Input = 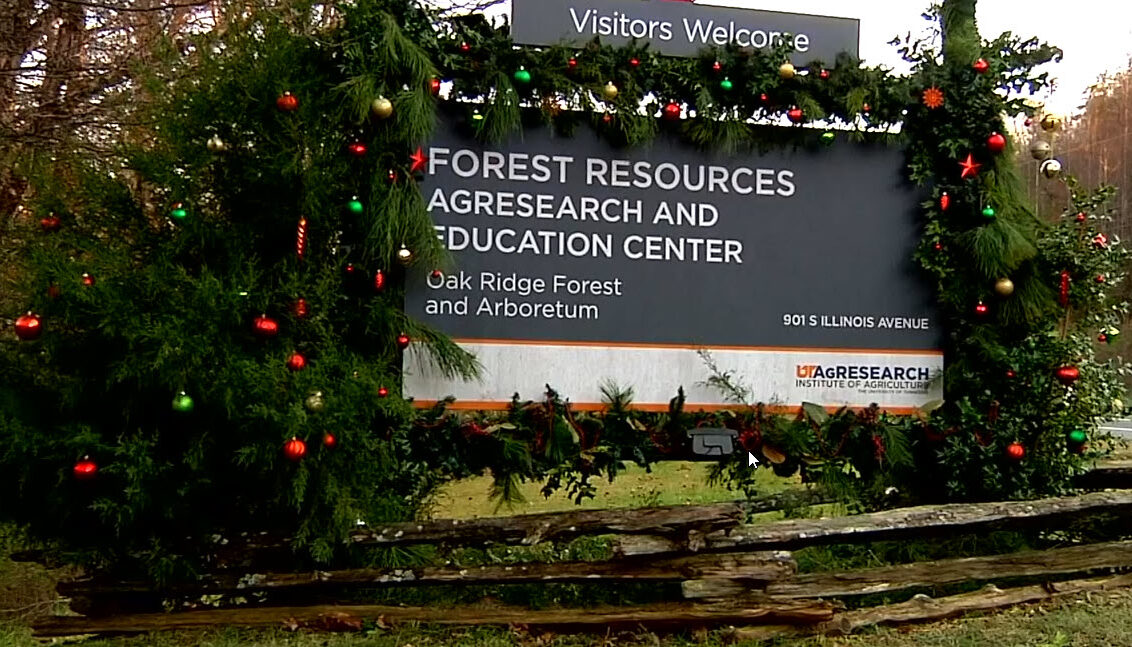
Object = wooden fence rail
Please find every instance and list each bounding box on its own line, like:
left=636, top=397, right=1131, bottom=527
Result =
left=31, top=488, right=1132, bottom=638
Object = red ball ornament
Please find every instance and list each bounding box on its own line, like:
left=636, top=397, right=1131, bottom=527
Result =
left=819, top=69, right=830, bottom=79
left=973, top=58, right=990, bottom=74
left=283, top=437, right=307, bottom=462
left=568, top=57, right=578, bottom=69
left=347, top=141, right=367, bottom=157
left=1097, top=274, right=1107, bottom=283
left=387, top=169, right=399, bottom=184
left=1094, top=233, right=1110, bottom=248
left=1099, top=333, right=1108, bottom=343
left=378, top=386, right=389, bottom=398
left=974, top=301, right=989, bottom=316
left=292, top=298, right=309, bottom=319
left=373, top=269, right=386, bottom=292
left=711, top=60, right=722, bottom=72
left=81, top=272, right=94, bottom=286
left=662, top=102, right=681, bottom=121
left=431, top=269, right=443, bottom=279
left=602, top=114, right=613, bottom=124
left=73, top=456, right=98, bottom=480
left=253, top=314, right=279, bottom=338
left=933, top=242, right=943, bottom=251
left=629, top=57, right=640, bottom=67
left=1006, top=369, right=1016, bottom=379
left=459, top=41, right=470, bottom=52
left=276, top=91, right=299, bottom=112
left=1075, top=212, right=1087, bottom=223
left=396, top=333, right=410, bottom=349
left=1005, top=442, right=1025, bottom=461
left=787, top=106, right=804, bottom=123
left=1055, top=365, right=1080, bottom=385
left=40, top=214, right=62, bottom=232
left=939, top=192, right=951, bottom=211
left=987, top=132, right=1006, bottom=153
left=286, top=352, right=306, bottom=372
left=429, top=78, right=442, bottom=95
left=322, top=433, right=336, bottom=448
left=861, top=103, right=871, bottom=114
left=14, top=312, right=42, bottom=341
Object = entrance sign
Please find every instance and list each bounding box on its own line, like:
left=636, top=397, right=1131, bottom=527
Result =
left=403, top=119, right=943, bottom=411
left=511, top=0, right=859, bottom=62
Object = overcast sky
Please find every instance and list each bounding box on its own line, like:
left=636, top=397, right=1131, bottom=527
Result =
left=487, top=0, right=1132, bottom=115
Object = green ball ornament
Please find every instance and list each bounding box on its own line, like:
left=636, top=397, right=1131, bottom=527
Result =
left=171, top=391, right=195, bottom=414
left=820, top=132, right=835, bottom=146
left=347, top=197, right=363, bottom=214
left=169, top=203, right=188, bottom=220
left=1068, top=429, right=1088, bottom=445
left=981, top=206, right=996, bottom=219
left=719, top=77, right=733, bottom=91
left=513, top=68, right=531, bottom=84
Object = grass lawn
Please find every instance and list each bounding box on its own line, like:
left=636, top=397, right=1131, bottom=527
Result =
left=430, top=461, right=787, bottom=518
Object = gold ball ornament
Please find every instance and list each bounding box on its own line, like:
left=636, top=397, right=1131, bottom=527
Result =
left=305, top=391, right=326, bottom=412
left=1040, top=158, right=1062, bottom=179
left=1040, top=113, right=1063, bottom=131
left=371, top=96, right=394, bottom=120
left=778, top=62, right=796, bottom=80
left=602, top=81, right=619, bottom=101
left=994, top=278, right=1015, bottom=297
left=206, top=134, right=227, bottom=153
left=1114, top=399, right=1125, bottom=412
left=396, top=244, right=413, bottom=265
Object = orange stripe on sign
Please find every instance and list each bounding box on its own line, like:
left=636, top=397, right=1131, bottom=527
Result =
left=450, top=338, right=944, bottom=356
left=411, top=400, right=923, bottom=415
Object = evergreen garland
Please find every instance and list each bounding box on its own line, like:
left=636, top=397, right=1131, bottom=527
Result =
left=0, top=0, right=1128, bottom=580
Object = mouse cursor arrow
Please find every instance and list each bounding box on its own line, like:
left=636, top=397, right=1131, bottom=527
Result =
left=748, top=452, right=760, bottom=468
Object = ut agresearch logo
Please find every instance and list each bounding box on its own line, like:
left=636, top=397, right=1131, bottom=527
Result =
left=795, top=363, right=933, bottom=393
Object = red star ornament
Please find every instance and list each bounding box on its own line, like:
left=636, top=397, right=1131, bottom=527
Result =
left=959, top=153, right=981, bottom=180
left=409, top=147, right=429, bottom=174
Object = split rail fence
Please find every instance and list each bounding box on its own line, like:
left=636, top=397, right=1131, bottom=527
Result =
left=26, top=464, right=1132, bottom=639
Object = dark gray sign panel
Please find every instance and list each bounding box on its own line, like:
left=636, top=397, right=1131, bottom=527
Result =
left=511, top=0, right=859, bottom=62
left=408, top=120, right=939, bottom=352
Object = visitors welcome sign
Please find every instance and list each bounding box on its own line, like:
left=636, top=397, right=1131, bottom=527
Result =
left=402, top=118, right=943, bottom=411
left=511, top=0, right=859, bottom=62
